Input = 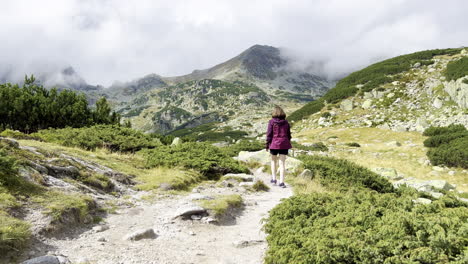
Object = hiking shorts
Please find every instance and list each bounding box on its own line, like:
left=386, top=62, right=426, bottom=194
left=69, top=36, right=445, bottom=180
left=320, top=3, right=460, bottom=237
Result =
left=269, top=149, right=288, bottom=155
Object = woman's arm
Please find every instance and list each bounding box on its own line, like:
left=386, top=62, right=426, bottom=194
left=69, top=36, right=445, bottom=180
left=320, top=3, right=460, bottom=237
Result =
left=266, top=120, right=273, bottom=149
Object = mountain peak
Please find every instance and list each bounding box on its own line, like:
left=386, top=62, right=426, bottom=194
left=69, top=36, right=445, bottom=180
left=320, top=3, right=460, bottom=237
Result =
left=238, top=45, right=286, bottom=79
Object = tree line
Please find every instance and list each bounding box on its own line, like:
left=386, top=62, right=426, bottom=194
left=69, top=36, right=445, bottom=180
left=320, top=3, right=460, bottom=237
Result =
left=0, top=75, right=120, bottom=133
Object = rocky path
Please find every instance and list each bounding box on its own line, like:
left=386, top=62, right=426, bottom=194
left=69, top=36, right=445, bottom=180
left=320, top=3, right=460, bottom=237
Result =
left=39, top=169, right=292, bottom=264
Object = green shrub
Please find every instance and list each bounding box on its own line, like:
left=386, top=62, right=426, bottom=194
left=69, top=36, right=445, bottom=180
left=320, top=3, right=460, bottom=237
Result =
left=320, top=111, right=332, bottom=118
left=141, top=142, right=248, bottom=180
left=289, top=48, right=461, bottom=122
left=33, top=125, right=160, bottom=152
left=252, top=180, right=270, bottom=192
left=423, top=124, right=466, bottom=136
left=299, top=155, right=394, bottom=193
left=0, top=211, right=31, bottom=253
left=444, top=57, right=468, bottom=81
left=0, top=129, right=39, bottom=140
left=221, top=139, right=265, bottom=157
left=294, top=142, right=328, bottom=152
left=423, top=131, right=468, bottom=148
left=423, top=125, right=468, bottom=168
left=264, top=191, right=468, bottom=264
left=345, top=142, right=361, bottom=147
left=427, top=137, right=468, bottom=168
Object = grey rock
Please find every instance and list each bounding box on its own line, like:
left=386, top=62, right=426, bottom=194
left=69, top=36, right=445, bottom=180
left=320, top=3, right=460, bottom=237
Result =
left=27, top=161, right=48, bottom=174
left=425, top=180, right=455, bottom=191
left=340, top=99, right=354, bottom=111
left=432, top=166, right=444, bottom=172
left=429, top=192, right=444, bottom=199
left=20, top=146, right=43, bottom=156
left=413, top=198, right=432, bottom=205
left=188, top=193, right=214, bottom=201
left=232, top=239, right=265, bottom=248
left=413, top=62, right=421, bottom=68
left=448, top=171, right=456, bottom=176
left=44, top=165, right=80, bottom=178
left=298, top=169, right=314, bottom=179
left=222, top=173, right=254, bottom=182
left=93, top=225, right=109, bottom=233
left=0, top=137, right=19, bottom=148
left=171, top=137, right=182, bottom=146
left=21, top=256, right=61, bottom=264
left=361, top=99, right=373, bottom=109
left=173, top=205, right=207, bottom=219
left=97, top=237, right=107, bottom=242
left=124, top=228, right=157, bottom=241
left=372, top=167, right=403, bottom=180
left=432, top=98, right=443, bottom=108
left=191, top=215, right=202, bottom=220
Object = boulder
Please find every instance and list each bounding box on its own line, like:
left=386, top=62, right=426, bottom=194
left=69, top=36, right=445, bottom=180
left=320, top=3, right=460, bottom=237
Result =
left=124, top=228, right=157, bottom=241
left=432, top=98, right=443, bottom=108
left=44, top=165, right=80, bottom=178
left=372, top=168, right=403, bottom=180
left=173, top=205, right=207, bottom=219
left=340, top=99, right=354, bottom=111
left=222, top=173, right=254, bottom=182
left=298, top=169, right=313, bottom=179
left=361, top=99, right=373, bottom=109
left=21, top=256, right=70, bottom=264
left=171, top=137, right=182, bottom=146
left=424, top=180, right=455, bottom=191
left=413, top=198, right=432, bottom=205
left=413, top=62, right=421, bottom=68
left=237, top=150, right=303, bottom=173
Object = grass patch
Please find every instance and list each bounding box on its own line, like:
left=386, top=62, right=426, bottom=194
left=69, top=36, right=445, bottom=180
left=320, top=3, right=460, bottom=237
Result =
left=198, top=194, right=243, bottom=217
left=135, top=167, right=203, bottom=191
left=0, top=211, right=31, bottom=253
left=252, top=180, right=270, bottom=192
left=141, top=142, right=248, bottom=180
left=32, top=191, right=94, bottom=222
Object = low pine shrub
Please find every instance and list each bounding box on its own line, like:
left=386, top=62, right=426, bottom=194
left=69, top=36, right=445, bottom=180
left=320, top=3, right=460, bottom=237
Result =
left=264, top=191, right=468, bottom=264
left=220, top=139, right=265, bottom=157
left=299, top=155, right=393, bottom=193
left=141, top=142, right=248, bottom=180
left=345, top=142, right=361, bottom=147
left=423, top=131, right=468, bottom=147
left=427, top=137, right=468, bottom=168
left=423, top=124, right=466, bottom=136
left=33, top=125, right=160, bottom=152
left=423, top=125, right=468, bottom=168
left=444, top=57, right=468, bottom=81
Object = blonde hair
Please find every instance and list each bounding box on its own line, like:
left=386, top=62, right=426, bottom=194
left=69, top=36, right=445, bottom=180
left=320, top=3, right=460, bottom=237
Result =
left=272, top=106, right=286, bottom=119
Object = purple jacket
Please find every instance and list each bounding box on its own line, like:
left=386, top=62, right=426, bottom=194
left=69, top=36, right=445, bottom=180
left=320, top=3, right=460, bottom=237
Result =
left=266, top=118, right=292, bottom=150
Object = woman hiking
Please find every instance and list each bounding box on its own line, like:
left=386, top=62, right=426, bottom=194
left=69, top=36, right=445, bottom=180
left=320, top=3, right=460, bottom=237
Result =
left=266, top=106, right=292, bottom=188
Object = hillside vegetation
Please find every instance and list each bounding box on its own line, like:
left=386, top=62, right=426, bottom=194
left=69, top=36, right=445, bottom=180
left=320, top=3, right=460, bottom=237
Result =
left=0, top=76, right=120, bottom=133
left=264, top=155, right=468, bottom=264
left=289, top=48, right=462, bottom=122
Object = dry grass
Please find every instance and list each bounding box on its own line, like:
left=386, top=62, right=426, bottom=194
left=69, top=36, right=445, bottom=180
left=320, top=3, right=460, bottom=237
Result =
left=296, top=127, right=468, bottom=192
left=18, top=140, right=203, bottom=192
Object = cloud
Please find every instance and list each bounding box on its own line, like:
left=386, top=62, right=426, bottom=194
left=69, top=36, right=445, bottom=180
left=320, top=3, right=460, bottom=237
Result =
left=0, top=0, right=467, bottom=86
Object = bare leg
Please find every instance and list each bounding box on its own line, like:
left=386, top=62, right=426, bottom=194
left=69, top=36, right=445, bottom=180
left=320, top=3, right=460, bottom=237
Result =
left=271, top=154, right=278, bottom=181
left=279, top=154, right=286, bottom=184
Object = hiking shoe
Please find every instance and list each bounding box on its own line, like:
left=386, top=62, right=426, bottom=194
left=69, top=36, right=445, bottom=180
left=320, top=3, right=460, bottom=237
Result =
left=279, top=182, right=286, bottom=188
left=270, top=179, right=277, bottom=185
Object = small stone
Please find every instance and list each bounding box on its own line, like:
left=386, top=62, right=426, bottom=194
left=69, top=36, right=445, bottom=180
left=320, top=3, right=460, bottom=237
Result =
left=97, top=237, right=107, bottom=242
left=413, top=62, right=421, bottom=68
left=448, top=171, right=456, bottom=176
left=432, top=166, right=444, bottom=172
left=123, top=228, right=157, bottom=241
left=386, top=141, right=401, bottom=147
left=189, top=231, right=196, bottom=236
left=171, top=137, right=182, bottom=146
left=239, top=182, right=255, bottom=187
left=232, top=240, right=265, bottom=248
left=92, top=225, right=109, bottom=233
left=21, top=256, right=60, bottom=264
left=413, top=198, right=432, bottom=205
left=191, top=215, right=202, bottom=220
left=159, top=183, right=173, bottom=191
left=298, top=169, right=313, bottom=179
left=429, top=192, right=444, bottom=199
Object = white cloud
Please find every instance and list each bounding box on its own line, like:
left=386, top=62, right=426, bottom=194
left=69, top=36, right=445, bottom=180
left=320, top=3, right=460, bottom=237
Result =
left=0, top=0, right=467, bottom=85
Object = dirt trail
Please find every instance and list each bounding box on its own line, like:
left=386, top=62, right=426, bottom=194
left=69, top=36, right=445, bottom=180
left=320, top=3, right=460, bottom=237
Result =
left=41, top=169, right=293, bottom=264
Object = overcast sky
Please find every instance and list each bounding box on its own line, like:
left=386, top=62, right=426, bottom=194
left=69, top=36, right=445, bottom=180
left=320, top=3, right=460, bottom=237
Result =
left=1, top=0, right=467, bottom=86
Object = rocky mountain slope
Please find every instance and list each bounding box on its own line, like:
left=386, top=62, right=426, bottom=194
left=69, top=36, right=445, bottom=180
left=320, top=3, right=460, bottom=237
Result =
left=292, top=48, right=468, bottom=133
left=112, top=45, right=335, bottom=134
